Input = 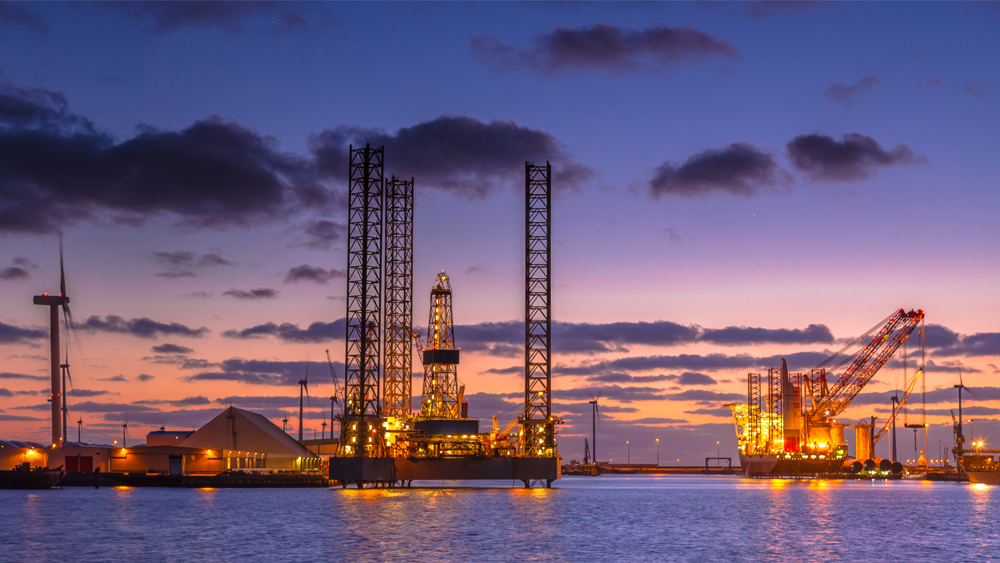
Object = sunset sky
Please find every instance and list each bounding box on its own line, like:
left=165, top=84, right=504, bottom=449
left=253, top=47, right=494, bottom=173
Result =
left=1, top=2, right=999, bottom=464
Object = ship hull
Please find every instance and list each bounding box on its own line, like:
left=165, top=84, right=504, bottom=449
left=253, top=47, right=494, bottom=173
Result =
left=0, top=468, right=65, bottom=489
left=740, top=455, right=778, bottom=476
left=967, top=471, right=1000, bottom=485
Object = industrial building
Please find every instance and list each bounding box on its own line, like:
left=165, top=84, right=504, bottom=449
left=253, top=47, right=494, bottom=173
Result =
left=44, top=406, right=320, bottom=476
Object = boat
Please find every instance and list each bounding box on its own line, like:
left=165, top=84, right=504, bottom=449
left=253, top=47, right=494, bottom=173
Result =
left=0, top=464, right=65, bottom=489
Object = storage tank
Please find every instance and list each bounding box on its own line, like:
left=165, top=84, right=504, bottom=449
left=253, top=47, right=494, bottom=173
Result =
left=855, top=425, right=873, bottom=459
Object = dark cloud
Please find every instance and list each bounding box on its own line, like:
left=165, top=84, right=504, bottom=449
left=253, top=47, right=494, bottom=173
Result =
left=554, top=385, right=671, bottom=403
left=627, top=417, right=688, bottom=425
left=284, top=264, right=345, bottom=284
left=588, top=372, right=673, bottom=384
left=470, top=24, right=738, bottom=75
left=786, top=133, right=925, bottom=182
left=69, top=389, right=117, bottom=397
left=311, top=115, right=591, bottom=198
left=296, top=219, right=346, bottom=250
left=15, top=400, right=155, bottom=413
left=923, top=324, right=960, bottom=349
left=0, top=1, right=46, bottom=34
left=0, top=413, right=41, bottom=421
left=78, top=315, right=208, bottom=339
left=0, top=371, right=46, bottom=381
left=557, top=353, right=757, bottom=376
left=134, top=396, right=211, bottom=407
left=850, top=386, right=1000, bottom=407
left=754, top=351, right=832, bottom=371
left=822, top=75, right=883, bottom=106
left=0, top=321, right=46, bottom=345
left=648, top=143, right=789, bottom=198
left=0, top=84, right=327, bottom=234
left=555, top=321, right=700, bottom=353
left=223, top=288, right=279, bottom=300
left=111, top=2, right=318, bottom=34
left=926, top=406, right=1000, bottom=416
left=137, top=374, right=155, bottom=382
left=965, top=81, right=992, bottom=97
left=663, top=389, right=745, bottom=404
left=100, top=408, right=218, bottom=428
left=670, top=372, right=718, bottom=386
left=222, top=319, right=345, bottom=343
left=151, top=343, right=193, bottom=354
left=685, top=406, right=734, bottom=417
left=936, top=332, right=1000, bottom=357
left=483, top=365, right=522, bottom=375
left=150, top=251, right=235, bottom=278
left=185, top=358, right=336, bottom=386
left=213, top=395, right=299, bottom=409
left=701, top=324, right=834, bottom=345
left=0, top=387, right=11, bottom=397
left=98, top=375, right=128, bottom=382
left=0, top=256, right=34, bottom=280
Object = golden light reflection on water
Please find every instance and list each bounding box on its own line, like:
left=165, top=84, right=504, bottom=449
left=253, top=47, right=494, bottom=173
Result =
left=972, top=483, right=989, bottom=491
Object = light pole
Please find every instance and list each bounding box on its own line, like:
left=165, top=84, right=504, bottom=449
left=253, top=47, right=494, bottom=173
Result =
left=626, top=440, right=630, bottom=464
left=717, top=441, right=720, bottom=461
left=656, top=438, right=660, bottom=467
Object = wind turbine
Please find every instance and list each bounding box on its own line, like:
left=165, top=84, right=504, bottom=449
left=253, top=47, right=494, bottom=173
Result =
left=326, top=349, right=341, bottom=439
left=33, top=235, right=75, bottom=448
left=589, top=397, right=603, bottom=464
left=282, top=411, right=288, bottom=433
left=298, top=362, right=310, bottom=442
left=122, top=415, right=128, bottom=448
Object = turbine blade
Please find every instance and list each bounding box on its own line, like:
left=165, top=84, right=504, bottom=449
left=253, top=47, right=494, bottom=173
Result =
left=59, top=233, right=66, bottom=297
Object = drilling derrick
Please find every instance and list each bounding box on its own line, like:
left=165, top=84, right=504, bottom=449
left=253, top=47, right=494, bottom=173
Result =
left=521, top=161, right=557, bottom=464
left=383, top=176, right=414, bottom=427
left=419, top=272, right=462, bottom=419
left=341, top=144, right=385, bottom=459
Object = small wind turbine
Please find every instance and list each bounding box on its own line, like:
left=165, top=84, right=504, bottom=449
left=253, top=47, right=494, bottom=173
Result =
left=122, top=415, right=128, bottom=448
left=298, top=362, right=310, bottom=442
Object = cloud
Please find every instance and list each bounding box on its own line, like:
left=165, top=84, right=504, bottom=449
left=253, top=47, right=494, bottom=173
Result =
left=822, top=75, right=883, bottom=106
left=0, top=1, right=46, bottom=34
left=470, top=24, right=738, bottom=75
left=669, top=372, right=718, bottom=386
left=923, top=324, right=960, bottom=349
left=223, top=288, right=279, bottom=300
left=936, top=333, right=1000, bottom=357
left=587, top=372, right=674, bottom=384
left=222, top=319, right=345, bottom=343
left=554, top=385, right=671, bottom=403
left=786, top=133, right=925, bottom=182
left=0, top=371, right=46, bottom=381
left=134, top=396, right=211, bottom=407
left=965, top=81, right=992, bottom=97
left=0, top=321, right=46, bottom=345
left=648, top=143, right=789, bottom=198
left=925, top=406, right=1000, bottom=416
left=283, top=264, right=345, bottom=284
left=0, top=84, right=328, bottom=234
left=137, top=374, right=155, bottom=382
left=0, top=256, right=35, bottom=280
left=213, top=395, right=299, bottom=408
left=685, top=406, right=734, bottom=417
left=663, top=389, right=745, bottom=404
left=78, top=315, right=208, bottom=339
left=0, top=414, right=41, bottom=421
left=701, top=324, right=834, bottom=345
left=627, top=417, right=688, bottom=426
left=185, top=358, right=335, bottom=386
left=111, top=2, right=318, bottom=34
left=69, top=389, right=117, bottom=397
left=151, top=343, right=193, bottom=354
left=310, top=115, right=592, bottom=198
left=295, top=219, right=346, bottom=250
left=98, top=375, right=128, bottom=382
left=150, top=251, right=235, bottom=278
left=483, top=365, right=522, bottom=375
left=0, top=388, right=11, bottom=397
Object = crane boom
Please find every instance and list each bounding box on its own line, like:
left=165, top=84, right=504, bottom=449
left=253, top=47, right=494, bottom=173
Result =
left=873, top=369, right=923, bottom=445
left=812, top=309, right=923, bottom=417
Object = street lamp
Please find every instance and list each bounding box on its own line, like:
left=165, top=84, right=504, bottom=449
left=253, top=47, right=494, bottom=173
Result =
left=656, top=438, right=660, bottom=467
left=626, top=440, right=630, bottom=464
left=717, top=441, right=720, bottom=460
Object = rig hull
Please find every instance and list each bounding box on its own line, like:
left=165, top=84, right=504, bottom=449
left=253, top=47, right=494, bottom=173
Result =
left=967, top=471, right=1000, bottom=485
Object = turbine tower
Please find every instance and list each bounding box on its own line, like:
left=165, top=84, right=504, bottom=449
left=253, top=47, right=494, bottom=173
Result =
left=32, top=242, right=73, bottom=448
left=419, top=271, right=462, bottom=419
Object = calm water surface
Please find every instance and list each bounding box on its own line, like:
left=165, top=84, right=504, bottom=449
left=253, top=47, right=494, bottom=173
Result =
left=2, top=475, right=997, bottom=562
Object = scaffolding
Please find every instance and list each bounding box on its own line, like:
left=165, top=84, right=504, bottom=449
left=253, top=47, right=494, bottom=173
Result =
left=522, top=161, right=555, bottom=460
left=383, top=176, right=414, bottom=423
left=342, top=144, right=385, bottom=458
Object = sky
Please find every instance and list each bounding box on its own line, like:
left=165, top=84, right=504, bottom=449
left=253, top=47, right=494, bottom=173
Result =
left=1, top=1, right=999, bottom=465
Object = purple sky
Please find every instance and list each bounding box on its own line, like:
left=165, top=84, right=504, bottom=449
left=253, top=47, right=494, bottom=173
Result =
left=1, top=2, right=999, bottom=463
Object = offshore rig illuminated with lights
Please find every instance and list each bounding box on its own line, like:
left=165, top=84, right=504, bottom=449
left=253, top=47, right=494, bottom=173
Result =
left=329, top=146, right=560, bottom=488
left=728, top=309, right=925, bottom=477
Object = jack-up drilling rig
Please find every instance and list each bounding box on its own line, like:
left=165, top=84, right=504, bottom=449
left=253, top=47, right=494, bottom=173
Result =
left=728, top=308, right=924, bottom=477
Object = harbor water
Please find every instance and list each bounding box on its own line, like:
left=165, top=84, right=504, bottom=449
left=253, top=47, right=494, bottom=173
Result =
left=2, top=475, right=997, bottom=562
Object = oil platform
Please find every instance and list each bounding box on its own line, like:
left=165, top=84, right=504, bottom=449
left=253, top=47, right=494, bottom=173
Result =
left=728, top=309, right=925, bottom=477
left=329, top=145, right=560, bottom=488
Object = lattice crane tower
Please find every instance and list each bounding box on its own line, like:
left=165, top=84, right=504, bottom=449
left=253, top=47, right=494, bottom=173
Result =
left=419, top=272, right=462, bottom=419
left=383, top=176, right=414, bottom=422
left=341, top=144, right=385, bottom=457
